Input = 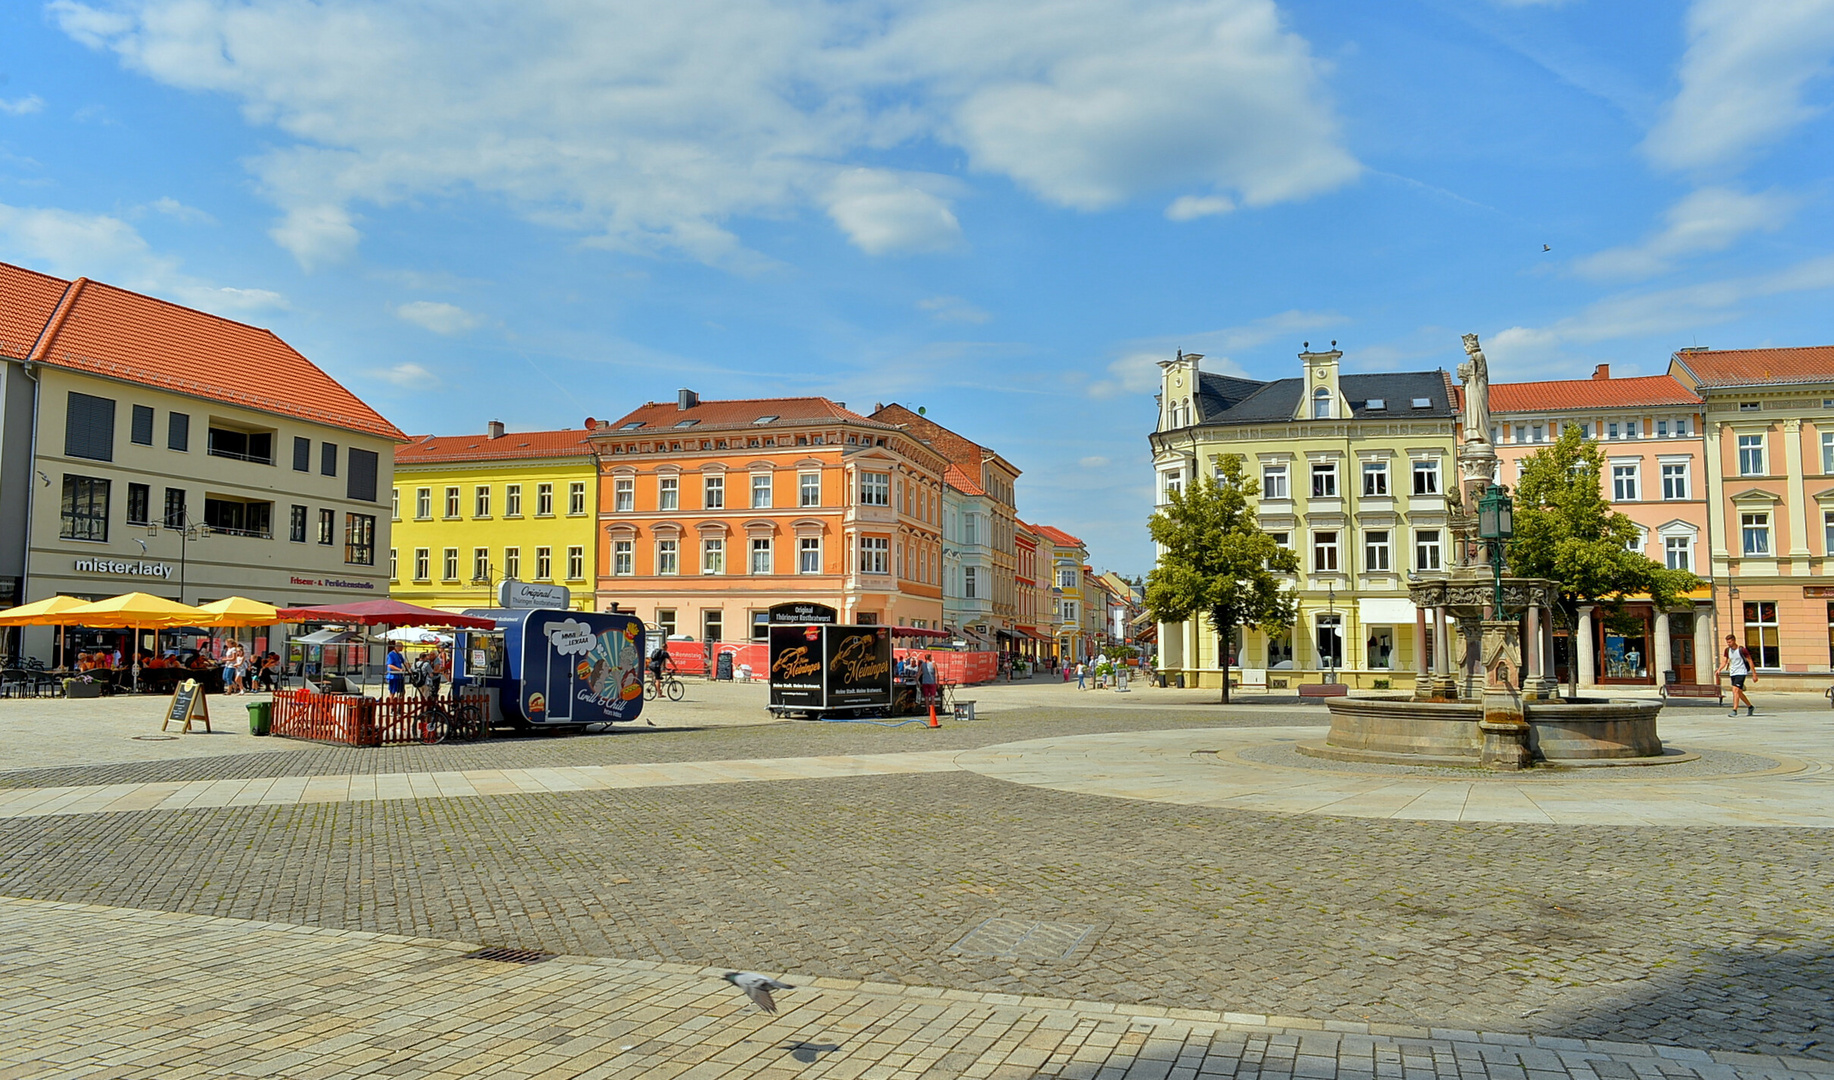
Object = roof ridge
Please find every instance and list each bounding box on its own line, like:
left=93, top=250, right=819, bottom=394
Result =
left=80, top=275, right=279, bottom=337
left=28, top=277, right=86, bottom=363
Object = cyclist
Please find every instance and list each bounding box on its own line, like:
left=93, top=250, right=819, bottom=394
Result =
left=649, top=642, right=672, bottom=696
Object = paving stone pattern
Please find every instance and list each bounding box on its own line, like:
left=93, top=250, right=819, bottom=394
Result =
left=1, top=765, right=1828, bottom=1060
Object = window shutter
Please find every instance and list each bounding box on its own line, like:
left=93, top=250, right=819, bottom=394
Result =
left=64, top=392, right=116, bottom=461
left=168, top=412, right=189, bottom=451
left=293, top=436, right=311, bottom=472
left=321, top=442, right=338, bottom=476
left=130, top=405, right=154, bottom=446
left=347, top=448, right=378, bottom=502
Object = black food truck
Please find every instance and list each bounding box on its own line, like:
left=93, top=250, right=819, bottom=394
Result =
left=766, top=602, right=893, bottom=718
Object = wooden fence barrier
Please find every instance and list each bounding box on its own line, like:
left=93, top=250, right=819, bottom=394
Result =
left=269, top=689, right=491, bottom=746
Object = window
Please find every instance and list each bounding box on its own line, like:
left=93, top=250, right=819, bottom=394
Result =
left=703, top=609, right=724, bottom=642
left=1415, top=529, right=1442, bottom=571
left=1362, top=462, right=1387, bottom=496
left=800, top=472, right=821, bottom=507
left=444, top=486, right=460, bottom=517
left=1606, top=423, right=1618, bottom=441
left=1162, top=469, right=1182, bottom=501
left=534, top=546, right=552, bottom=580
left=1661, top=463, right=1689, bottom=500
left=207, top=425, right=275, bottom=465
left=320, top=442, right=337, bottom=476
left=504, top=547, right=521, bottom=579
left=168, top=412, right=189, bottom=452
left=569, top=482, right=586, bottom=515
left=1675, top=418, right=1689, bottom=436
left=1741, top=512, right=1771, bottom=556
left=750, top=538, right=771, bottom=575
left=1612, top=464, right=1639, bottom=502
left=567, top=546, right=584, bottom=580
left=164, top=488, right=187, bottom=529
left=474, top=485, right=490, bottom=517
left=655, top=538, right=679, bottom=575
left=964, top=566, right=978, bottom=598
left=699, top=538, right=722, bottom=575
left=65, top=392, right=115, bottom=461
left=130, top=405, right=153, bottom=446
left=389, top=549, right=397, bottom=581
left=1738, top=434, right=1765, bottom=476
left=1262, top=464, right=1288, bottom=500
left=204, top=496, right=274, bottom=537
left=1310, top=462, right=1337, bottom=498
left=537, top=483, right=553, bottom=515
left=126, top=483, right=150, bottom=526
left=658, top=476, right=678, bottom=510
left=1312, top=530, right=1339, bottom=572
left=60, top=475, right=109, bottom=540
left=345, top=514, right=375, bottom=565
left=413, top=548, right=430, bottom=581
left=1739, top=401, right=1761, bottom=412
left=1059, top=567, right=1077, bottom=588
left=859, top=536, right=889, bottom=574
left=318, top=509, right=335, bottom=545
left=1267, top=531, right=1290, bottom=553
left=613, top=540, right=633, bottom=575
left=1365, top=398, right=1386, bottom=410
left=1827, top=510, right=1834, bottom=555
left=505, top=484, right=521, bottom=516
left=799, top=537, right=820, bottom=574
left=752, top=473, right=772, bottom=509
left=290, top=505, right=307, bottom=543
left=704, top=474, right=725, bottom=509
left=347, top=448, right=379, bottom=502
left=1531, top=423, right=1544, bottom=443
left=860, top=472, right=890, bottom=505
left=442, top=548, right=459, bottom=580
left=1412, top=460, right=1439, bottom=496
left=1312, top=386, right=1331, bottom=419
left=1624, top=419, right=1639, bottom=439
left=1657, top=420, right=1669, bottom=438
left=1365, top=529, right=1390, bottom=572
left=1665, top=536, right=1691, bottom=571
left=1824, top=432, right=1834, bottom=474
left=293, top=436, right=310, bottom=472
left=1744, top=601, right=1780, bottom=668
left=473, top=547, right=490, bottom=582
left=391, top=488, right=400, bottom=520
left=612, top=477, right=634, bottom=512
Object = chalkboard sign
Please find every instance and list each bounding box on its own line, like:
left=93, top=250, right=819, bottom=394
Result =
left=161, top=679, right=212, bottom=734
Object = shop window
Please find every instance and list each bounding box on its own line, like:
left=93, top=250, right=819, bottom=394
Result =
left=293, top=436, right=311, bottom=472
left=798, top=537, right=820, bottom=574
left=612, top=540, right=633, bottom=575
left=535, top=546, right=552, bottom=581
left=204, top=496, right=274, bottom=538
left=130, top=405, right=154, bottom=446
left=1744, top=601, right=1780, bottom=668
left=168, top=412, right=189, bottom=452
left=1315, top=614, right=1343, bottom=669
left=61, top=475, right=109, bottom=541
left=1266, top=630, right=1294, bottom=669
left=1262, top=464, right=1288, bottom=499
left=345, top=513, right=375, bottom=566
left=1826, top=603, right=1834, bottom=667
left=442, top=548, right=459, bottom=581
left=207, top=424, right=275, bottom=465
left=126, top=483, right=150, bottom=526
left=505, top=484, right=521, bottom=516
left=1361, top=462, right=1387, bottom=496
left=348, top=449, right=378, bottom=502
left=537, top=483, right=554, bottom=515
left=656, top=540, right=677, bottom=575
left=1602, top=609, right=1650, bottom=681
left=1310, top=462, right=1336, bottom=498
left=567, top=546, right=584, bottom=580
left=1366, top=627, right=1393, bottom=669
left=65, top=392, right=115, bottom=462
left=504, top=547, right=521, bottom=579
left=1364, top=529, right=1390, bottom=572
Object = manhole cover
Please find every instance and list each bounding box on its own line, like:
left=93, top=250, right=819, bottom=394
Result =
left=949, top=918, right=1097, bottom=961
left=462, top=947, right=554, bottom=964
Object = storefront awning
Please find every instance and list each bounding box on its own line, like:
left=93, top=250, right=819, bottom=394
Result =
left=1357, top=598, right=1418, bottom=625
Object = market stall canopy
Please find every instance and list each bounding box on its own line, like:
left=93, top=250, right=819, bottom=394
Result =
left=0, top=594, right=91, bottom=626
left=384, top=627, right=452, bottom=644
left=62, top=592, right=209, bottom=628
left=195, top=596, right=279, bottom=627
left=275, top=599, right=495, bottom=629
left=292, top=628, right=364, bottom=646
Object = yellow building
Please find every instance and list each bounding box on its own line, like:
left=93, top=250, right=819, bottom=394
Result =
left=390, top=423, right=599, bottom=611
left=1150, top=347, right=1461, bottom=689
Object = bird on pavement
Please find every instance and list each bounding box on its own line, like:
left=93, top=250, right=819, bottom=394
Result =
left=723, top=971, right=795, bottom=1013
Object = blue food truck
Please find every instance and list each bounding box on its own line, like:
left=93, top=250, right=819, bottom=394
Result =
left=453, top=608, right=646, bottom=728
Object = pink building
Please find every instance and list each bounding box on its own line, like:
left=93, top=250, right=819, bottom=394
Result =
left=1490, top=366, right=1714, bottom=688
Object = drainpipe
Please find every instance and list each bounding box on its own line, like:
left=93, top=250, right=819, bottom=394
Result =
left=18, top=359, right=41, bottom=661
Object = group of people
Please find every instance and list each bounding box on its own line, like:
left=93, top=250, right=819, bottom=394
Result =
left=385, top=643, right=452, bottom=700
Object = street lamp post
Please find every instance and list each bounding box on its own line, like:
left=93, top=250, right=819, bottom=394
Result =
left=149, top=513, right=210, bottom=605
left=1476, top=484, right=1515, bottom=613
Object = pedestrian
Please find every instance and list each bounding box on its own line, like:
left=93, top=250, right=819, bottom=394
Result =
left=412, top=650, right=440, bottom=700
left=1075, top=661, right=1086, bottom=690
left=918, top=652, right=939, bottom=708
left=225, top=642, right=246, bottom=695
left=1716, top=633, right=1756, bottom=717
left=386, top=643, right=407, bottom=699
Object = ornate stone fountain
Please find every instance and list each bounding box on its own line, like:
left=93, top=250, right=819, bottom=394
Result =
left=1301, top=335, right=1664, bottom=770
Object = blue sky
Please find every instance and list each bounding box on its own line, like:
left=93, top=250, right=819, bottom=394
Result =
left=2, top=0, right=1831, bottom=575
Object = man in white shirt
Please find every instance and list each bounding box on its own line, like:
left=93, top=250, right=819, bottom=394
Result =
left=1716, top=633, right=1755, bottom=717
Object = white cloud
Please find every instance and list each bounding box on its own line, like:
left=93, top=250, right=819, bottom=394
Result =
left=1078, top=455, right=1111, bottom=468
left=395, top=300, right=481, bottom=336
left=50, top=0, right=1357, bottom=266
left=150, top=196, right=215, bottom=225
left=1643, top=0, right=1834, bottom=172
left=917, top=295, right=991, bottom=324
left=377, top=362, right=437, bottom=387
left=1574, top=186, right=1796, bottom=280
left=0, top=201, right=283, bottom=315
left=1166, top=195, right=1234, bottom=221
left=0, top=95, right=45, bottom=116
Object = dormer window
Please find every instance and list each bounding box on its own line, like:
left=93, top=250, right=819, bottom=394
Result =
left=754, top=415, right=779, bottom=425
left=1312, top=387, right=1331, bottom=419
left=620, top=421, right=644, bottom=430
left=1364, top=399, right=1385, bottom=410
left=1411, top=397, right=1431, bottom=409
left=674, top=419, right=699, bottom=429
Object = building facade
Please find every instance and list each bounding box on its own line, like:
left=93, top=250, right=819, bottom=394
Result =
left=939, top=467, right=997, bottom=643
left=590, top=391, right=945, bottom=642
left=390, top=423, right=600, bottom=612
left=0, top=262, right=403, bottom=660
left=1034, top=524, right=1090, bottom=661
left=1670, top=345, right=1834, bottom=688
left=1150, top=347, right=1460, bottom=689
left=1015, top=522, right=1042, bottom=658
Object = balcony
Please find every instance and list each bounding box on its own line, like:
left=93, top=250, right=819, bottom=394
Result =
left=207, top=426, right=276, bottom=466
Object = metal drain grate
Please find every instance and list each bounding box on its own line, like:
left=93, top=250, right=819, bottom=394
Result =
left=949, top=918, right=1097, bottom=961
left=462, top=947, right=555, bottom=964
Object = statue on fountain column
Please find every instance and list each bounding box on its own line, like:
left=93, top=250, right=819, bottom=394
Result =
left=1454, top=333, right=1500, bottom=568
left=1458, top=333, right=1491, bottom=448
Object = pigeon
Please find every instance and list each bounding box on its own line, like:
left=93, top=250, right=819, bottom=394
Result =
left=723, top=971, right=795, bottom=1013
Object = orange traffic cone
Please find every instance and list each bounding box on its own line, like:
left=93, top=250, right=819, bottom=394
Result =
left=928, top=701, right=939, bottom=727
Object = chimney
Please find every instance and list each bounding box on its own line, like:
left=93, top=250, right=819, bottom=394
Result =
left=677, top=388, right=698, bottom=411
left=487, top=419, right=505, bottom=439
left=1592, top=364, right=1609, bottom=381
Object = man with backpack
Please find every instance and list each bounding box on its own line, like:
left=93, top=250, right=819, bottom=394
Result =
left=1716, top=633, right=1756, bottom=717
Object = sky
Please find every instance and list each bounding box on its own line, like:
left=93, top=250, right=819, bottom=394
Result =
left=1, top=0, right=1832, bottom=576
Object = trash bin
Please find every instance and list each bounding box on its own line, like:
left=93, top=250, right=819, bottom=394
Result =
left=1174, top=673, right=1185, bottom=689
left=247, top=700, right=272, bottom=736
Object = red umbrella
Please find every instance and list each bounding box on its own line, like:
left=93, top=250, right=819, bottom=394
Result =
left=274, top=599, right=497, bottom=629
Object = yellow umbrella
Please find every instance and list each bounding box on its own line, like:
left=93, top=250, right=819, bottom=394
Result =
left=0, top=595, right=91, bottom=627
left=62, top=593, right=211, bottom=693
left=195, top=596, right=278, bottom=628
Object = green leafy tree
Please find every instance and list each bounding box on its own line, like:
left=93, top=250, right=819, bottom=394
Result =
left=1145, top=455, right=1300, bottom=703
left=1509, top=424, right=1701, bottom=688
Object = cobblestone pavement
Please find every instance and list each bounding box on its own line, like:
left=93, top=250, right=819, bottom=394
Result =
left=7, top=897, right=1831, bottom=1080
left=1, top=700, right=1830, bottom=1072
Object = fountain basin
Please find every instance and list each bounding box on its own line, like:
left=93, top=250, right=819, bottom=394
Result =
left=1300, top=696, right=1665, bottom=767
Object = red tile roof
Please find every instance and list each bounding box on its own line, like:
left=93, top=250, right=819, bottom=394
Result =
left=595, top=395, right=891, bottom=436
left=871, top=402, right=1021, bottom=479
left=943, top=463, right=986, bottom=496
left=1489, top=374, right=1701, bottom=413
left=1033, top=524, right=1084, bottom=549
left=0, top=262, right=69, bottom=363
left=1669, top=345, right=1834, bottom=388
left=0, top=261, right=404, bottom=440
left=397, top=428, right=597, bottom=463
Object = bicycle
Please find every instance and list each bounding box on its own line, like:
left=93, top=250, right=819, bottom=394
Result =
left=418, top=697, right=486, bottom=744
left=645, top=671, right=685, bottom=701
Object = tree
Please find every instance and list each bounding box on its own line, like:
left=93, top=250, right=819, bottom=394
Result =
left=1145, top=455, right=1300, bottom=703
left=1508, top=424, right=1702, bottom=691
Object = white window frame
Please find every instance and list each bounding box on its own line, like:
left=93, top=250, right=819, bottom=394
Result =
left=859, top=535, right=889, bottom=575
left=701, top=537, right=724, bottom=575
left=1312, top=530, right=1339, bottom=572
left=656, top=539, right=679, bottom=575
left=1738, top=434, right=1765, bottom=476
left=474, top=485, right=490, bottom=518
left=1823, top=432, right=1834, bottom=474
left=860, top=472, right=890, bottom=506
left=658, top=475, right=679, bottom=510
left=1611, top=463, right=1640, bottom=502
left=536, top=483, right=553, bottom=516
left=798, top=537, right=820, bottom=574
left=1660, top=461, right=1689, bottom=501
left=1362, top=461, right=1388, bottom=497
left=614, top=477, right=634, bottom=513
left=1741, top=512, right=1771, bottom=556
left=751, top=473, right=773, bottom=509
left=1664, top=535, right=1692, bottom=572
left=535, top=546, right=552, bottom=581
left=704, top=474, right=725, bottom=509
left=1261, top=463, right=1288, bottom=500
left=799, top=472, right=821, bottom=507
left=750, top=537, right=771, bottom=575
left=1310, top=462, right=1337, bottom=498
left=1411, top=459, right=1440, bottom=496
left=613, top=539, right=633, bottom=575
left=1365, top=529, right=1390, bottom=572
left=1415, top=529, right=1442, bottom=571
left=568, top=482, right=586, bottom=515
left=505, top=484, right=521, bottom=517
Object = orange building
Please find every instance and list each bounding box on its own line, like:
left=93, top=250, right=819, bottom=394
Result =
left=588, top=391, right=945, bottom=645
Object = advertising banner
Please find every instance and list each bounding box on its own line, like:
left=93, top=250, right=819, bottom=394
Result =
left=824, top=625, right=892, bottom=708
left=769, top=602, right=838, bottom=625
left=768, top=624, right=826, bottom=708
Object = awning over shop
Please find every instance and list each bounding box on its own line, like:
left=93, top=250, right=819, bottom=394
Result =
left=1357, top=597, right=1418, bottom=625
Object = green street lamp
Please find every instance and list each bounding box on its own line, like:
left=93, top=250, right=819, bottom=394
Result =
left=1476, top=483, right=1515, bottom=612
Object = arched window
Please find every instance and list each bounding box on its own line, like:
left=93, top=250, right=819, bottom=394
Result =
left=1313, top=387, right=1332, bottom=419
